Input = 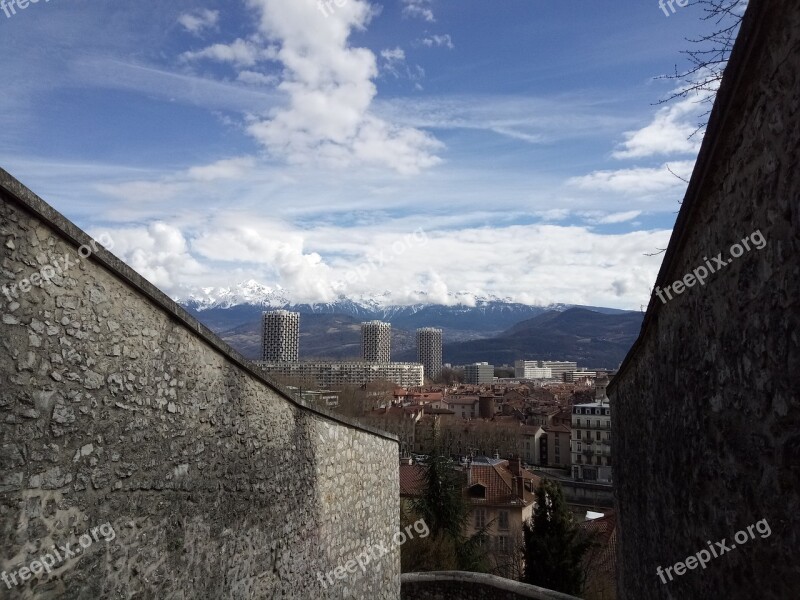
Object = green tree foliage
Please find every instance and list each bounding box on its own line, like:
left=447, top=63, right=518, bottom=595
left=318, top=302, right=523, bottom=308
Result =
left=521, top=480, right=595, bottom=595
left=412, top=452, right=466, bottom=540
left=405, top=443, right=491, bottom=573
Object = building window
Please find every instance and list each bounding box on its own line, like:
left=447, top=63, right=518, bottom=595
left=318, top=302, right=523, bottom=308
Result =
left=497, top=535, right=510, bottom=554
left=596, top=419, right=600, bottom=428
left=475, top=509, right=486, bottom=529
left=596, top=431, right=601, bottom=441
left=576, top=418, right=581, bottom=427
left=498, top=510, right=509, bottom=530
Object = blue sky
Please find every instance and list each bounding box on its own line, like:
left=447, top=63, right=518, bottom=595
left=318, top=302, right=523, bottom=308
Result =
left=0, top=0, right=736, bottom=309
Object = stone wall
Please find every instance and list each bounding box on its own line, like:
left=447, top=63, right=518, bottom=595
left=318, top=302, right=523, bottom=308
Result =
left=0, top=171, right=400, bottom=599
left=401, top=572, right=580, bottom=600
left=609, top=0, right=800, bottom=598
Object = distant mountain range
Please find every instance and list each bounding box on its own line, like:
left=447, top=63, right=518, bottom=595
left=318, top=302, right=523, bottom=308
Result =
left=181, top=282, right=642, bottom=369
left=404, top=308, right=644, bottom=369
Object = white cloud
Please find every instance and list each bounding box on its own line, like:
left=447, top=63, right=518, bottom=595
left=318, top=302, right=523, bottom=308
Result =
left=187, top=157, right=256, bottom=181
left=402, top=0, right=435, bottom=22
left=237, top=70, right=279, bottom=86
left=596, top=210, right=642, bottom=224
left=381, top=47, right=406, bottom=62
left=181, top=38, right=277, bottom=67
left=567, top=161, right=695, bottom=195
left=103, top=222, right=206, bottom=295
left=242, top=0, right=442, bottom=174
left=177, top=9, right=220, bottom=35
left=612, top=93, right=710, bottom=159
left=420, top=34, right=453, bottom=49
left=101, top=216, right=670, bottom=310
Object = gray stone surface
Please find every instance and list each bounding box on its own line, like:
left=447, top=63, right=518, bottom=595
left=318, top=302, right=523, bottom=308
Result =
left=0, top=175, right=400, bottom=598
left=609, top=1, right=800, bottom=599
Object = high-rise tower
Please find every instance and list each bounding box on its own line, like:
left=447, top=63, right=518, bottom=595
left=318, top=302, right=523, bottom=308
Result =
left=261, top=310, right=300, bottom=362
left=416, top=327, right=443, bottom=381
left=361, top=320, right=391, bottom=362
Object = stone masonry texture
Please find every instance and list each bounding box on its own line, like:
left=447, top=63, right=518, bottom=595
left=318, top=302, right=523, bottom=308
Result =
left=0, top=174, right=400, bottom=599
left=609, top=0, right=800, bottom=599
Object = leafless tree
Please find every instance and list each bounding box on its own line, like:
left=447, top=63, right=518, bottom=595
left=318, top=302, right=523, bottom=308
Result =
left=658, top=0, right=748, bottom=131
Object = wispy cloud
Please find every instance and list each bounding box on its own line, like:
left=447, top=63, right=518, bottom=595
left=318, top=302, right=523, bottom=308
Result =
left=402, top=0, right=436, bottom=22
left=567, top=161, right=695, bottom=195
left=177, top=8, right=220, bottom=35
left=420, top=34, right=453, bottom=49
left=181, top=38, right=277, bottom=67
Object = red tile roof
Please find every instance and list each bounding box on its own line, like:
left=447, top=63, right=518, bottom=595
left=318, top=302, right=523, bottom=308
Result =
left=579, top=512, right=618, bottom=594
left=467, top=463, right=538, bottom=506
left=400, top=464, right=427, bottom=497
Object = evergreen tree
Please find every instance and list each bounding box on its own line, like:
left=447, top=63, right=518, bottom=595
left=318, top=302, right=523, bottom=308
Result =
left=407, top=440, right=490, bottom=572
left=521, top=480, right=595, bottom=595
left=411, top=451, right=467, bottom=540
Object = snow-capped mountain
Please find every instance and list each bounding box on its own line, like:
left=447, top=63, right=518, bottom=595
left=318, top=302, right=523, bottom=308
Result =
left=182, top=280, right=568, bottom=315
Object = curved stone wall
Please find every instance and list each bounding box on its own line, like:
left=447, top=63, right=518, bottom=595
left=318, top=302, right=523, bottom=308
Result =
left=0, top=171, right=400, bottom=599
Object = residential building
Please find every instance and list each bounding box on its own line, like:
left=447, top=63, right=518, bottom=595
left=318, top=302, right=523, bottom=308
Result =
left=256, top=360, right=423, bottom=388
left=571, top=380, right=612, bottom=482
left=416, top=327, right=443, bottom=381
left=465, top=362, right=494, bottom=385
left=521, top=425, right=543, bottom=465
left=260, top=310, right=300, bottom=362
left=543, top=424, right=571, bottom=468
left=362, top=320, right=392, bottom=362
left=464, top=456, right=539, bottom=578
left=446, top=396, right=480, bottom=419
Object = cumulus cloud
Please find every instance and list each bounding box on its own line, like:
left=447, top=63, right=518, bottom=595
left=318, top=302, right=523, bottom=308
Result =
left=242, top=0, right=442, bottom=174
left=402, top=0, right=435, bottom=22
left=98, top=210, right=669, bottom=310
left=178, top=8, right=219, bottom=35
left=612, top=93, right=712, bottom=159
left=102, top=223, right=206, bottom=295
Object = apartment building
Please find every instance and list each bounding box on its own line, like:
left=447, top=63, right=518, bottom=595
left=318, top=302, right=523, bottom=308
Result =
left=362, top=320, right=392, bottom=362
left=257, top=360, right=423, bottom=388
left=464, top=456, right=538, bottom=578
left=261, top=310, right=300, bottom=362
left=465, top=362, right=494, bottom=385
left=416, top=327, right=443, bottom=381
left=571, top=374, right=612, bottom=482
left=543, top=424, right=571, bottom=468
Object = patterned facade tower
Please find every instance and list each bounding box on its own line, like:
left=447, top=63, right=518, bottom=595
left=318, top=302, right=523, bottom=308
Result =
left=261, top=310, right=300, bottom=362
left=416, top=327, right=443, bottom=381
left=361, top=320, right=392, bottom=362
